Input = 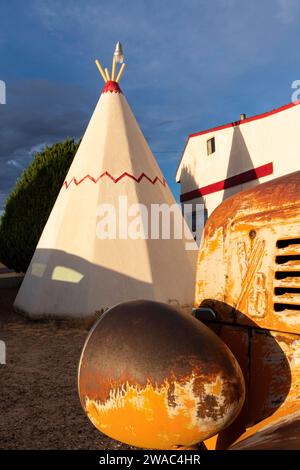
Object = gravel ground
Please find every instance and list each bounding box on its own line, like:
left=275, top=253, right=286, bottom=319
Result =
left=0, top=287, right=135, bottom=450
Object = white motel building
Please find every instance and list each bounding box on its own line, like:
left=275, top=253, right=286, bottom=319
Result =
left=176, top=101, right=300, bottom=241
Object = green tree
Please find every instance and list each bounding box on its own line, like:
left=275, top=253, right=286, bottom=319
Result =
left=0, top=139, right=78, bottom=273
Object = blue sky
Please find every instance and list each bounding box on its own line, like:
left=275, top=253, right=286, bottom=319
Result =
left=0, top=0, right=300, bottom=209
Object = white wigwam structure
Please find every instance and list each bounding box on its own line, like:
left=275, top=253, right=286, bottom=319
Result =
left=14, top=43, right=196, bottom=318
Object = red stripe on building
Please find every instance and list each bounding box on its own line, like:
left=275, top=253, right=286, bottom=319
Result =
left=180, top=162, right=273, bottom=202
left=176, top=101, right=300, bottom=178
left=189, top=103, right=299, bottom=139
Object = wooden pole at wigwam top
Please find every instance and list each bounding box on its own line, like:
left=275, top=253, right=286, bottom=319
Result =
left=95, top=59, right=107, bottom=83
left=105, top=68, right=111, bottom=81
left=111, top=57, right=117, bottom=81
left=116, top=63, right=126, bottom=83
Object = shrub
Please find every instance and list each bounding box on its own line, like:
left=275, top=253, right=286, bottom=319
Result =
left=0, top=139, right=78, bottom=273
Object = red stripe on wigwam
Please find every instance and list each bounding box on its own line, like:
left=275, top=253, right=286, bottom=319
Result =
left=102, top=81, right=122, bottom=94
left=64, top=171, right=166, bottom=189
left=180, top=162, right=273, bottom=202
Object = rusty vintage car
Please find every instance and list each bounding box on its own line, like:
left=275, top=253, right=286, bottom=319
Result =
left=194, top=170, right=300, bottom=450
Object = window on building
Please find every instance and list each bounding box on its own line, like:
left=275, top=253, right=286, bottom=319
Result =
left=207, top=137, right=215, bottom=155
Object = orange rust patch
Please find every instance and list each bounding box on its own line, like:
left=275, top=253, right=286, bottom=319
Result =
left=85, top=376, right=243, bottom=449
left=210, top=377, right=222, bottom=395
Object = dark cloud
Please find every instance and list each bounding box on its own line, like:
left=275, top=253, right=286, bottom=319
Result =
left=0, top=79, right=95, bottom=210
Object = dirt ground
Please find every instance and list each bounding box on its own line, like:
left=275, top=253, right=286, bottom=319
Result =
left=0, top=287, right=135, bottom=450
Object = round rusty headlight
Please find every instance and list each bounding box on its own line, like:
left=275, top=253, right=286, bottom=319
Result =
left=78, top=300, right=245, bottom=449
